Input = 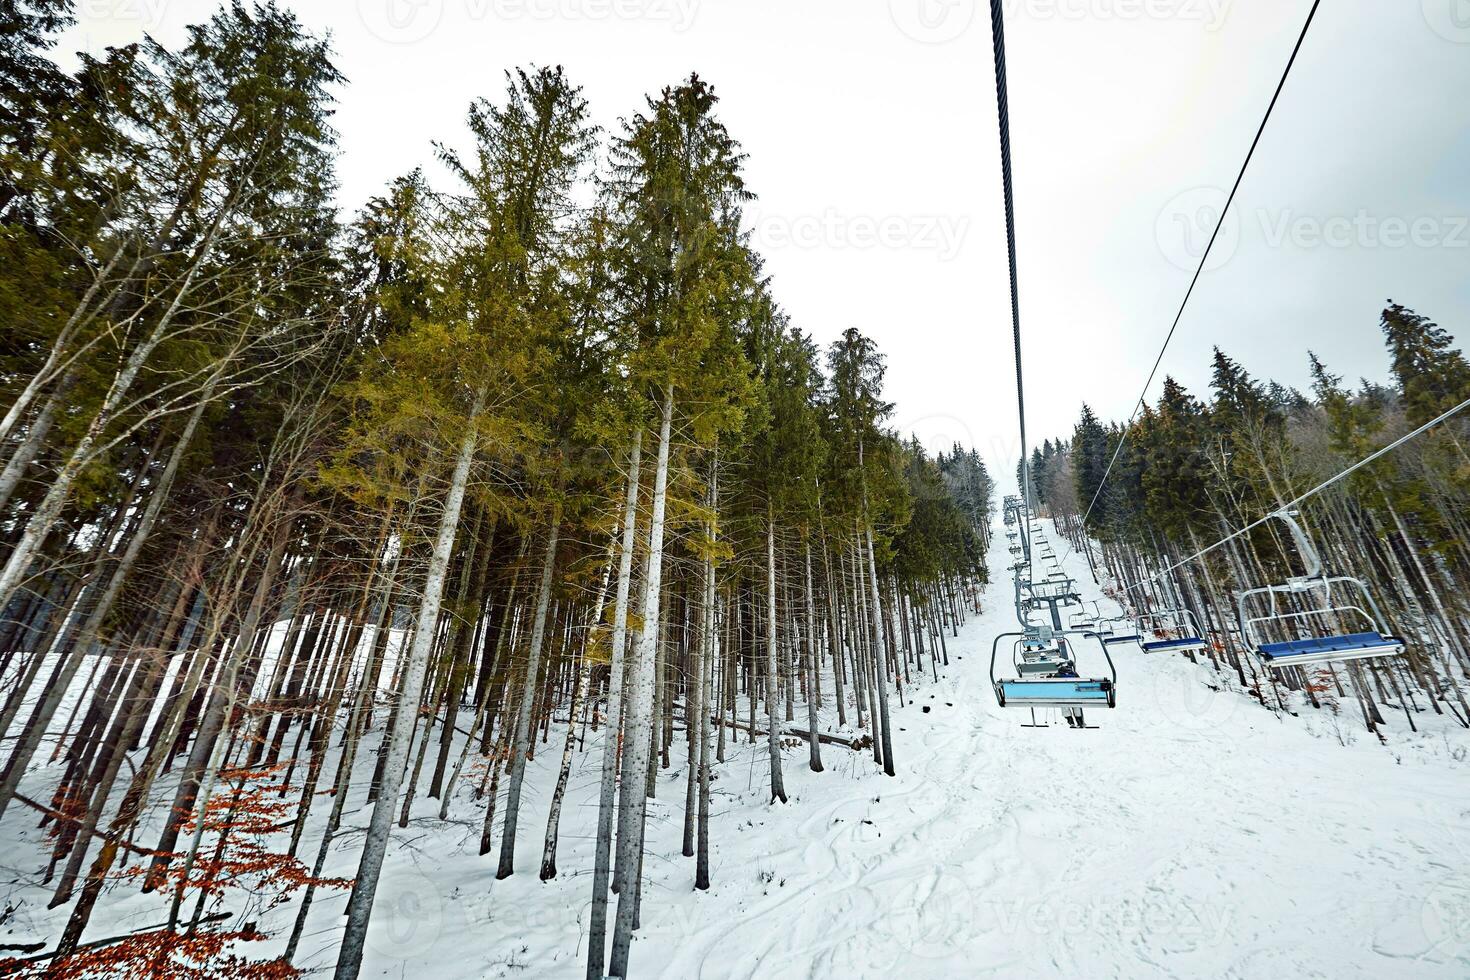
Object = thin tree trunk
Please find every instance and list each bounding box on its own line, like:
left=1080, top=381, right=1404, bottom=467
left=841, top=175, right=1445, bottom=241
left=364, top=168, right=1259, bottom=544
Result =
left=496, top=506, right=562, bottom=879
left=765, top=515, right=787, bottom=803
left=586, top=427, right=643, bottom=978
left=695, top=464, right=719, bottom=889
left=803, top=543, right=823, bottom=772
left=609, top=385, right=673, bottom=980
left=333, top=399, right=481, bottom=980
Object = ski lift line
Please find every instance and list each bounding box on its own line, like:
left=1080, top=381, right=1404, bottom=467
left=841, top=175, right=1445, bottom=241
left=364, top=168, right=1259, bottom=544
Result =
left=988, top=0, right=1034, bottom=586
left=1123, top=393, right=1470, bottom=598
left=1059, top=0, right=1324, bottom=567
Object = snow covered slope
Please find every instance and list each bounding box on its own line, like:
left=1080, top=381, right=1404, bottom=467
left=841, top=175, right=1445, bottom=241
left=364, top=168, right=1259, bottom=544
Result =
left=6, top=521, right=1468, bottom=978
left=308, top=518, right=1470, bottom=979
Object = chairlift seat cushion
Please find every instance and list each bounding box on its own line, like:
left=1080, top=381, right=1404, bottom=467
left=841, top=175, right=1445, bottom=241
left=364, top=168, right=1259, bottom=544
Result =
left=1141, top=636, right=1207, bottom=653
left=1103, top=634, right=1142, bottom=645
left=1257, top=631, right=1404, bottom=666
left=998, top=679, right=1113, bottom=706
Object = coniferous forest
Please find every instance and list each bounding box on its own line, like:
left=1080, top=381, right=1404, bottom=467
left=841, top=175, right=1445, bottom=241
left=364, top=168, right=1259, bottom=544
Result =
left=1029, top=308, right=1470, bottom=733
left=0, top=4, right=991, bottom=976
left=4, top=2, right=1470, bottom=979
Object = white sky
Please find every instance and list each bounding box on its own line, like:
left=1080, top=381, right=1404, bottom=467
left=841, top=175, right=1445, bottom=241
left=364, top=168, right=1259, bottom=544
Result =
left=63, top=0, right=1470, bottom=487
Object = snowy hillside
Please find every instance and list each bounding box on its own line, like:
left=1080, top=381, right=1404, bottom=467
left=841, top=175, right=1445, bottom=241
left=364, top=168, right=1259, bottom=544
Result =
left=4, top=519, right=1468, bottom=978
left=38, top=518, right=1457, bottom=979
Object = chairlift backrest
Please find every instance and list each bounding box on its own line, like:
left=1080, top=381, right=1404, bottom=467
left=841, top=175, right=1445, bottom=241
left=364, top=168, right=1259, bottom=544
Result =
left=1235, top=511, right=1402, bottom=665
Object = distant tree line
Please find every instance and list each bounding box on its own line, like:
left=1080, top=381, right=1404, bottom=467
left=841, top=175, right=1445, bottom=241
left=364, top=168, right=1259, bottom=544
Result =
left=1031, top=306, right=1470, bottom=736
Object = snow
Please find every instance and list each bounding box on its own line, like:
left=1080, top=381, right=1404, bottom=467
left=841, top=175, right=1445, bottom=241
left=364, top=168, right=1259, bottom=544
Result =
left=4, top=520, right=1470, bottom=978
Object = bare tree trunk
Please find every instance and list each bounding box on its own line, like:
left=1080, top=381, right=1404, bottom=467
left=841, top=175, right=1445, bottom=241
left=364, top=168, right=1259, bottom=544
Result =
left=803, top=543, right=823, bottom=772
left=497, top=506, right=562, bottom=879
left=539, top=646, right=586, bottom=880
left=0, top=202, right=233, bottom=611
left=865, top=528, right=896, bottom=777
left=586, top=427, right=643, bottom=979
left=333, top=400, right=480, bottom=980
left=695, top=467, right=718, bottom=890
left=765, top=515, right=788, bottom=803
left=609, top=386, right=673, bottom=980
left=0, top=388, right=214, bottom=821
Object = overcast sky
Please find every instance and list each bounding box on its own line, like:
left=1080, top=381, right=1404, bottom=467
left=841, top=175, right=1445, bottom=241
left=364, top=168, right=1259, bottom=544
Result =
left=62, top=0, right=1470, bottom=488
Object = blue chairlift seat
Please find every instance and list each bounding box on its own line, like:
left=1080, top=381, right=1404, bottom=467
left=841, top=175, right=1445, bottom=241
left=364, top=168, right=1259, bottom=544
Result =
left=1102, top=633, right=1141, bottom=646
left=997, top=678, right=1114, bottom=707
left=1239, top=512, right=1409, bottom=675
left=992, top=631, right=1118, bottom=714
left=1141, top=636, right=1207, bottom=654
left=1256, top=631, right=1404, bottom=669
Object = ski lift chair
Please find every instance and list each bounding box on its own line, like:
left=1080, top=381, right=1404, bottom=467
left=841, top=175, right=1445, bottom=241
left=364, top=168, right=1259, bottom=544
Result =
left=1238, top=511, right=1406, bottom=672
left=1025, top=577, right=1079, bottom=604
left=1068, top=601, right=1102, bottom=633
left=1016, top=628, right=1071, bottom=677
left=991, top=630, right=1117, bottom=716
left=1136, top=608, right=1208, bottom=654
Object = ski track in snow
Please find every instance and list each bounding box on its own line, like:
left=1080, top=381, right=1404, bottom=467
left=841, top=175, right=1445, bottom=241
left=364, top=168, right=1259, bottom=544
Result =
left=4, top=520, right=1470, bottom=978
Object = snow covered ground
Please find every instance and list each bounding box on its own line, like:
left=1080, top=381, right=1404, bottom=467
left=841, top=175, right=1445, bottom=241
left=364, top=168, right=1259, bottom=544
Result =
left=5, top=519, right=1470, bottom=978
left=326, top=519, right=1470, bottom=978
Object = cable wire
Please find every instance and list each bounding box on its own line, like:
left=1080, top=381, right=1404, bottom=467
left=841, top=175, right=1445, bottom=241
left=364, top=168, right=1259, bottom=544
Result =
left=1061, top=0, right=1324, bottom=566
left=988, top=0, right=1034, bottom=583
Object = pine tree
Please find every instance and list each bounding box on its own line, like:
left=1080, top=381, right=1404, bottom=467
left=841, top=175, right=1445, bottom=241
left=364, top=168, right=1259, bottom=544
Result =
left=1381, top=302, right=1470, bottom=426
left=603, top=73, right=757, bottom=980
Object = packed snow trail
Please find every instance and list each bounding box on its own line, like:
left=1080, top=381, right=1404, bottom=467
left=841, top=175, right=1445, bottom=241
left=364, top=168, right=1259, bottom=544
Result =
left=201, top=519, right=1462, bottom=978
